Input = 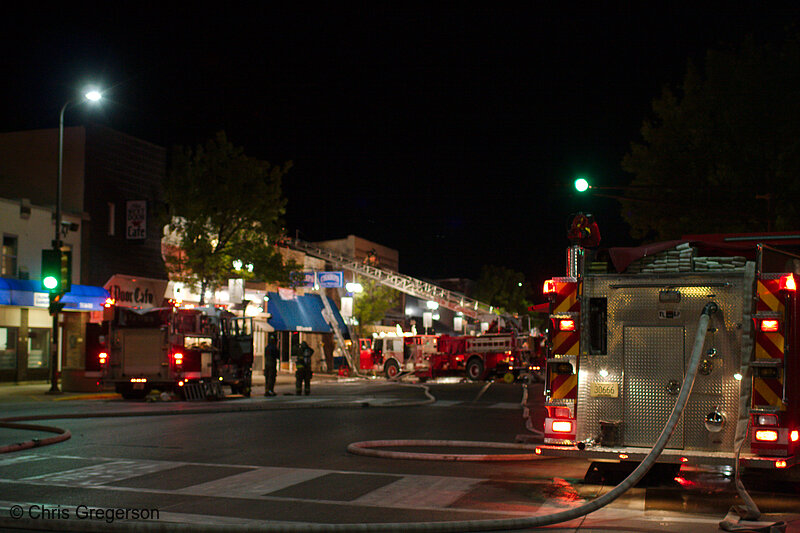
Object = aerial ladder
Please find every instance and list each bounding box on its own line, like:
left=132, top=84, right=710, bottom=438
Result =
left=285, top=237, right=516, bottom=322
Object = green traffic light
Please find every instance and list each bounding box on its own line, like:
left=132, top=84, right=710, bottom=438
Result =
left=574, top=178, right=589, bottom=192
left=43, top=275, right=59, bottom=290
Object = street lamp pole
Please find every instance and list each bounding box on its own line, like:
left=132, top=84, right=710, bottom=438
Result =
left=48, top=90, right=102, bottom=394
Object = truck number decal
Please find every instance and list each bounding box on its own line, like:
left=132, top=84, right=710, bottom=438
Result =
left=590, top=382, right=619, bottom=398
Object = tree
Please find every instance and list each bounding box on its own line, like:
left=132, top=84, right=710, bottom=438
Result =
left=621, top=36, right=800, bottom=240
left=472, top=265, right=531, bottom=317
left=351, top=278, right=399, bottom=338
left=162, top=131, right=295, bottom=304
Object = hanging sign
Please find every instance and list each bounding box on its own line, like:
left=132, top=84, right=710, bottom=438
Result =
left=126, top=200, right=147, bottom=240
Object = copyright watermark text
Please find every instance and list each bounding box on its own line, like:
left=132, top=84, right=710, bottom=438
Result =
left=8, top=504, right=159, bottom=523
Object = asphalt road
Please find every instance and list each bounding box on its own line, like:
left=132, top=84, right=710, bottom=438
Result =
left=0, top=378, right=798, bottom=532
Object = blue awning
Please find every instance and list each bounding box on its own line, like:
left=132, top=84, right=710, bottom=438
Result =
left=267, top=292, right=349, bottom=335
left=0, top=278, right=110, bottom=312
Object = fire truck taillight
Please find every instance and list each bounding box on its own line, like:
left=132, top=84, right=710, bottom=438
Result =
left=779, top=273, right=796, bottom=292
left=551, top=420, right=573, bottom=433
left=791, top=430, right=799, bottom=442
left=755, top=429, right=779, bottom=442
left=558, top=319, right=576, bottom=332
left=173, top=352, right=184, bottom=365
left=98, top=352, right=108, bottom=364
left=759, top=319, right=781, bottom=332
left=543, top=279, right=556, bottom=295
left=776, top=460, right=788, bottom=469
left=104, top=297, right=115, bottom=308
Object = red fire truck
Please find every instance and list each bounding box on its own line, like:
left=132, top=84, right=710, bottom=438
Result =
left=538, top=232, right=800, bottom=472
left=360, top=334, right=438, bottom=379
left=413, top=332, right=537, bottom=382
left=97, top=305, right=254, bottom=400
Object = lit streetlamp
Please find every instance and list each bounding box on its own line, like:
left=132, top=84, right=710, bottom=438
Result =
left=48, top=88, right=103, bottom=394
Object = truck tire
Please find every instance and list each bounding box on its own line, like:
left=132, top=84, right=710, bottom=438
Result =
left=466, top=357, right=485, bottom=381
left=384, top=359, right=400, bottom=380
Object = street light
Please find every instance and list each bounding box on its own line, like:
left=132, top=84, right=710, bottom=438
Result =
left=48, top=88, right=103, bottom=394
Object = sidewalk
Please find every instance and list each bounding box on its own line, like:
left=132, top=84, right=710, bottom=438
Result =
left=0, top=371, right=343, bottom=403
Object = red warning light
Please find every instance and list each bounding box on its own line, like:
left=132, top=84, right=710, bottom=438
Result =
left=760, top=319, right=780, bottom=333
left=558, top=319, right=576, bottom=332
left=780, top=273, right=796, bottom=292
left=543, top=280, right=556, bottom=295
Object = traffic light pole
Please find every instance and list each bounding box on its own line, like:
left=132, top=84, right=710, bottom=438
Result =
left=47, top=102, right=70, bottom=395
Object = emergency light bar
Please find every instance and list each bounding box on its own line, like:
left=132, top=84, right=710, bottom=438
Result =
left=543, top=279, right=556, bottom=295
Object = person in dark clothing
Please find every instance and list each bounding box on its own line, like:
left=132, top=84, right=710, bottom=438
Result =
left=264, top=336, right=279, bottom=397
left=295, top=341, right=313, bottom=395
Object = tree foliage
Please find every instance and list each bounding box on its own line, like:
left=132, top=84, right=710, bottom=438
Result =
left=162, top=131, right=294, bottom=303
left=473, top=265, right=531, bottom=316
left=621, top=36, right=800, bottom=240
left=351, top=278, right=399, bottom=337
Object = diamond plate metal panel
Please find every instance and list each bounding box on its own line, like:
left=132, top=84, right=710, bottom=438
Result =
left=579, top=272, right=748, bottom=453
left=624, top=326, right=685, bottom=448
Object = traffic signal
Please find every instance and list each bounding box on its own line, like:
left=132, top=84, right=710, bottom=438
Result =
left=48, top=292, right=65, bottom=315
left=41, top=249, right=72, bottom=294
left=574, top=177, right=590, bottom=192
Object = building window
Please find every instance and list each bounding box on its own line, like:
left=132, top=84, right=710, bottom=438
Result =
left=0, top=327, right=17, bottom=370
left=27, top=328, right=50, bottom=369
left=2, top=235, right=18, bottom=278
left=108, top=202, right=115, bottom=236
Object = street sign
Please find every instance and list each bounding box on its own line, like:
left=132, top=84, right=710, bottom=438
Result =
left=317, top=271, right=343, bottom=288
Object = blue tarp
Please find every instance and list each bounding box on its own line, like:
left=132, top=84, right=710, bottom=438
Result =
left=267, top=292, right=349, bottom=336
left=0, top=278, right=110, bottom=311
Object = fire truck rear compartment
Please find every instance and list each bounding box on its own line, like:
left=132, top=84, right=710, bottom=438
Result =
left=575, top=274, right=746, bottom=457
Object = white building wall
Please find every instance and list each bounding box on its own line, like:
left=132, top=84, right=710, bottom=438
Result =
left=0, top=197, right=82, bottom=284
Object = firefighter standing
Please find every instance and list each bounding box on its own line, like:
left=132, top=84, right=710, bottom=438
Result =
left=264, top=335, right=279, bottom=397
left=296, top=341, right=313, bottom=395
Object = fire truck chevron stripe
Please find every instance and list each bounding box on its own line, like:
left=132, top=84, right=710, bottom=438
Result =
left=753, top=378, right=785, bottom=409
left=552, top=283, right=579, bottom=314
left=552, top=332, right=579, bottom=356
left=550, top=373, right=577, bottom=399
left=757, top=280, right=783, bottom=313
left=755, top=332, right=784, bottom=360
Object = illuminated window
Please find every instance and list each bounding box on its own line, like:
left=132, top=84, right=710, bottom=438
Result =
left=1, top=235, right=17, bottom=277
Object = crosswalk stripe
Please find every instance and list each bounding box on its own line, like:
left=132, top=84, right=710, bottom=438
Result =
left=352, top=474, right=483, bottom=508
left=178, top=466, right=328, bottom=497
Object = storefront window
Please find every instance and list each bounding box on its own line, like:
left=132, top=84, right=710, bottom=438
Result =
left=0, top=327, right=16, bottom=369
left=27, top=328, right=50, bottom=369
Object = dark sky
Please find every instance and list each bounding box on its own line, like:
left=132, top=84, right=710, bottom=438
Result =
left=2, top=6, right=795, bottom=292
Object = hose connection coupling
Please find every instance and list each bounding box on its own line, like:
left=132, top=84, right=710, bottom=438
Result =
left=703, top=302, right=719, bottom=316
left=576, top=438, right=596, bottom=451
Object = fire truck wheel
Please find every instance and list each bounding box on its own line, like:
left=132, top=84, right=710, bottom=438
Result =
left=384, top=360, right=400, bottom=380
left=466, top=357, right=484, bottom=381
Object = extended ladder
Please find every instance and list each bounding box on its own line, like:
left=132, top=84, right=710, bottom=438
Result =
left=286, top=238, right=498, bottom=321
left=318, top=290, right=360, bottom=375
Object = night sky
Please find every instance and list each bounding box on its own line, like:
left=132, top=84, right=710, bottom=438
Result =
left=2, top=6, right=795, bottom=293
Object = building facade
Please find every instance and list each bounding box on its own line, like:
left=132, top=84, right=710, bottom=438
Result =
left=0, top=124, right=167, bottom=389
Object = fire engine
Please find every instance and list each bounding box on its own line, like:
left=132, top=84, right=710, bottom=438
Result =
left=538, top=230, right=800, bottom=472
left=360, top=334, right=438, bottom=379
left=96, top=304, right=254, bottom=400
left=413, top=331, right=537, bottom=382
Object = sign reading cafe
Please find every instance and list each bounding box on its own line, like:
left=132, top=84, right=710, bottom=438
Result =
left=126, top=200, right=147, bottom=240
